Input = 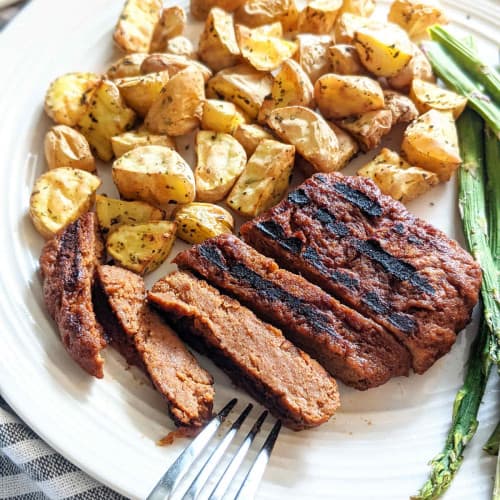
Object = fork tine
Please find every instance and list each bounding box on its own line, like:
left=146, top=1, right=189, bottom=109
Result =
left=208, top=410, right=269, bottom=500
left=234, top=420, right=282, bottom=500
left=147, top=399, right=238, bottom=500
left=181, top=404, right=253, bottom=500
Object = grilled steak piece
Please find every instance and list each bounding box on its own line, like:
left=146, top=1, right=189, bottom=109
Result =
left=148, top=271, right=340, bottom=430
left=175, top=234, right=411, bottom=390
left=94, top=265, right=214, bottom=429
left=39, top=213, right=106, bottom=378
left=240, top=172, right=482, bottom=374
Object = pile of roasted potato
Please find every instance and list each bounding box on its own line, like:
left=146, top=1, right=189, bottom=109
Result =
left=30, top=0, right=466, bottom=275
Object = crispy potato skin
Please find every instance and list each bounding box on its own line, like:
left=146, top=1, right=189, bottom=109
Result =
left=191, top=0, right=246, bottom=20
left=387, top=43, right=435, bottom=90
left=294, top=34, right=332, bottom=83
left=165, top=36, right=197, bottom=59
left=297, top=0, right=343, bottom=34
left=329, top=44, right=366, bottom=76
left=111, top=128, right=175, bottom=158
left=141, top=53, right=213, bottom=81
left=106, top=53, right=148, bottom=79
left=383, top=90, right=419, bottom=124
left=232, top=123, right=274, bottom=156
left=150, top=6, right=186, bottom=53
left=235, top=0, right=299, bottom=31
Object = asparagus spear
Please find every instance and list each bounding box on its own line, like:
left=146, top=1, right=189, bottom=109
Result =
left=485, top=126, right=500, bottom=271
left=485, top=422, right=500, bottom=455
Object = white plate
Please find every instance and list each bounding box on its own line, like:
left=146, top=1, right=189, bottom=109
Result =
left=0, top=0, right=499, bottom=498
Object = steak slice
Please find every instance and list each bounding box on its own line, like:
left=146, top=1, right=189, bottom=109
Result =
left=175, top=234, right=411, bottom=390
left=39, top=213, right=106, bottom=378
left=94, top=265, right=214, bottom=429
left=148, top=271, right=340, bottom=430
left=240, top=172, right=482, bottom=374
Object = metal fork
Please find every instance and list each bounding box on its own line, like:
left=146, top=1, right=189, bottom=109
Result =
left=147, top=399, right=282, bottom=500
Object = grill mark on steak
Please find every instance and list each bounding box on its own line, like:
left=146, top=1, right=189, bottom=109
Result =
left=287, top=189, right=310, bottom=205
left=256, top=220, right=303, bottom=254
left=314, top=208, right=350, bottom=237
left=332, top=182, right=383, bottom=217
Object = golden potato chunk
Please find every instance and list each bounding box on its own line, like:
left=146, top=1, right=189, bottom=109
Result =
left=141, top=54, right=213, bottom=82
left=106, top=53, right=148, bottom=79
left=409, top=79, right=467, bottom=119
left=115, top=70, right=170, bottom=116
left=175, top=203, right=234, bottom=244
left=235, top=0, right=299, bottom=31
left=387, top=44, right=435, bottom=90
left=107, top=220, right=177, bottom=275
left=401, top=109, right=461, bottom=181
left=195, top=131, right=247, bottom=202
left=202, top=99, right=249, bottom=134
left=268, top=106, right=339, bottom=173
left=150, top=6, right=186, bottom=53
left=232, top=123, right=275, bottom=156
left=294, top=34, right=332, bottom=83
left=297, top=0, right=343, bottom=34
left=30, top=167, right=101, bottom=239
left=112, top=145, right=196, bottom=205
left=95, top=194, right=164, bottom=234
left=113, top=0, right=162, bottom=53
left=165, top=36, right=197, bottom=59
left=315, top=74, right=385, bottom=119
left=340, top=0, right=375, bottom=17
left=44, top=72, right=101, bottom=126
left=111, top=127, right=175, bottom=158
left=145, top=66, right=205, bottom=136
left=334, top=13, right=376, bottom=44
left=77, top=79, right=136, bottom=162
left=191, top=0, right=246, bottom=20
left=358, top=148, right=439, bottom=202
left=226, top=139, right=295, bottom=217
left=329, top=44, right=366, bottom=76
left=328, top=122, right=359, bottom=170
left=383, top=90, right=419, bottom=124
left=206, top=63, right=273, bottom=120
left=44, top=125, right=95, bottom=172
left=198, top=8, right=241, bottom=72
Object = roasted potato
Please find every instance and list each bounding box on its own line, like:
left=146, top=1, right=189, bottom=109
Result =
left=77, top=79, right=136, bottom=162
left=175, top=203, right=234, bottom=243
left=150, top=6, right=186, bottom=53
left=206, top=63, right=273, bottom=120
left=141, top=53, right=213, bottom=82
left=387, top=43, right=435, bottom=90
left=315, top=74, right=385, bottom=119
left=401, top=109, right=461, bottom=181
left=334, top=13, right=376, bottom=44
left=297, top=0, right=343, bottom=34
left=409, top=79, right=467, bottom=119
left=268, top=106, right=340, bottom=173
left=44, top=72, right=101, bottom=126
left=30, top=167, right=101, bottom=239
left=145, top=66, right=205, bottom=136
left=115, top=70, right=169, bottom=116
left=357, top=148, right=439, bottom=202
left=328, top=122, right=359, bottom=170
left=329, top=44, right=366, bottom=76
left=339, top=0, right=375, bottom=17
left=337, top=109, right=393, bottom=151
left=383, top=90, right=419, bottom=124
left=195, top=131, right=247, bottom=202
left=258, top=59, right=314, bottom=123
left=354, top=23, right=414, bottom=77
left=235, top=0, right=299, bottom=31
left=202, top=99, right=249, bottom=134
left=111, top=127, right=175, bottom=157
left=198, top=8, right=241, bottom=72
left=191, top=0, right=246, bottom=20
left=113, top=0, right=162, bottom=53
left=226, top=139, right=295, bottom=217
left=106, top=53, right=148, bottom=79
left=112, top=145, right=196, bottom=205
left=165, top=36, right=197, bottom=59
left=107, top=220, right=177, bottom=275
left=232, top=123, right=275, bottom=156
left=294, top=34, right=332, bottom=83
left=95, top=194, right=164, bottom=234
left=388, top=0, right=448, bottom=41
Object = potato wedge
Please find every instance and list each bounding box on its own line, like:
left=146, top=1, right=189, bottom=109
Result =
left=195, top=131, right=247, bottom=202
left=387, top=43, right=435, bottom=90
left=297, top=0, right=343, bottom=34
left=175, top=203, right=234, bottom=244
left=165, top=36, right=197, bottom=59
left=112, top=145, right=196, bottom=206
left=236, top=24, right=297, bottom=72
left=44, top=125, right=95, bottom=172
left=401, top=109, right=461, bottom=181
left=145, top=66, right=205, bottom=136
left=150, top=6, right=186, bottom=53
left=268, top=106, right=339, bottom=173
left=95, top=194, right=164, bottom=234
left=141, top=53, right=213, bottom=82
left=235, top=0, right=299, bottom=31
left=354, top=23, right=414, bottom=77
left=206, top=63, right=273, bottom=120
left=202, top=99, right=249, bottom=134
left=44, top=72, right=101, bottom=126
left=357, top=148, right=439, bottom=202
left=294, top=34, right=332, bottom=83
left=329, top=44, right=366, bottom=76
left=226, top=139, right=295, bottom=217
left=328, top=122, right=359, bottom=170
left=337, top=109, right=393, bottom=151
left=383, top=90, right=419, bottom=124
left=107, top=221, right=177, bottom=275
left=232, top=123, right=275, bottom=156
left=113, top=0, right=162, bottom=53
left=111, top=127, right=175, bottom=157
left=315, top=74, right=385, bottom=119
left=339, top=0, right=375, bottom=17
left=30, top=167, right=100, bottom=239
left=191, top=0, right=246, bottom=20
left=106, top=53, right=148, bottom=79
left=258, top=59, right=314, bottom=124
left=409, top=79, right=467, bottom=119
left=77, top=79, right=136, bottom=162
left=334, top=13, right=376, bottom=44
left=115, top=70, right=169, bottom=116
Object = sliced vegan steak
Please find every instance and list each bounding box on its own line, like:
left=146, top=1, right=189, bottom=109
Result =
left=93, top=265, right=214, bottom=429
left=175, top=234, right=411, bottom=390
left=240, top=172, right=482, bottom=374
left=148, top=271, right=340, bottom=430
left=39, top=213, right=106, bottom=378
